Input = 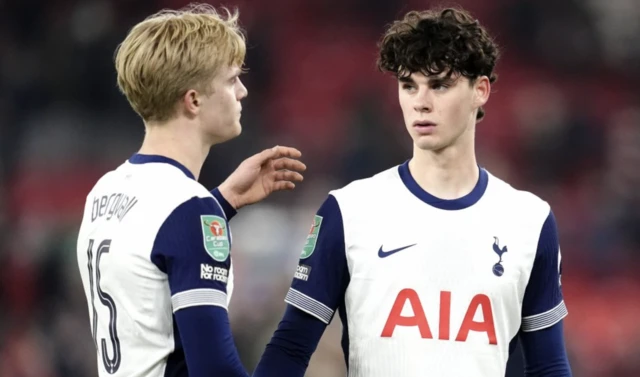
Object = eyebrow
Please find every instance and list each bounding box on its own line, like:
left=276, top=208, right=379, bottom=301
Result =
left=398, top=75, right=456, bottom=86
left=428, top=76, right=456, bottom=85
left=227, top=70, right=241, bottom=81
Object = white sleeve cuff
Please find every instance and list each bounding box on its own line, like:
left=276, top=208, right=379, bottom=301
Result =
left=285, top=288, right=334, bottom=324
left=522, top=300, right=568, bottom=332
left=172, top=288, right=228, bottom=312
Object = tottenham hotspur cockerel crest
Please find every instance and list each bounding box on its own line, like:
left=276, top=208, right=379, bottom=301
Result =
left=492, top=237, right=508, bottom=277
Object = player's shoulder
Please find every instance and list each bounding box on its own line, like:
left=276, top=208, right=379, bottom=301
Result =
left=323, top=164, right=405, bottom=221
left=330, top=164, right=401, bottom=199
left=485, top=169, right=550, bottom=216
left=89, top=159, right=220, bottom=220
left=134, top=163, right=220, bottom=217
left=86, top=167, right=120, bottom=198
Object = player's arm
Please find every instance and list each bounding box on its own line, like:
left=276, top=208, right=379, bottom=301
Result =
left=212, top=187, right=238, bottom=220
left=253, top=195, right=349, bottom=377
left=151, top=196, right=248, bottom=377
left=519, top=210, right=572, bottom=376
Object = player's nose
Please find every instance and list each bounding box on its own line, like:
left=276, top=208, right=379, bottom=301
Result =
left=237, top=78, right=248, bottom=100
left=413, top=101, right=432, bottom=113
left=413, top=89, right=433, bottom=113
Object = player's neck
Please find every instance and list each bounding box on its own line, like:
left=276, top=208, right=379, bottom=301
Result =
left=138, top=120, right=209, bottom=180
left=409, top=142, right=479, bottom=200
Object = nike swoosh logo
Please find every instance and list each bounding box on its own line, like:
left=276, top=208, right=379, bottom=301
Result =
left=378, top=244, right=417, bottom=258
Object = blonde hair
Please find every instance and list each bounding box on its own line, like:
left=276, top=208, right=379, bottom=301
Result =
left=115, top=3, right=246, bottom=122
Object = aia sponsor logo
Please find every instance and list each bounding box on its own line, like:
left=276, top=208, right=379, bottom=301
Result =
left=381, top=289, right=497, bottom=345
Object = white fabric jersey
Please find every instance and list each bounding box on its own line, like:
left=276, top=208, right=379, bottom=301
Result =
left=76, top=155, right=234, bottom=377
left=285, top=162, right=567, bottom=377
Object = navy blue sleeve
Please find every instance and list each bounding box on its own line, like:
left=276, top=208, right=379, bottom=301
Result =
left=519, top=321, right=572, bottom=376
left=151, top=196, right=247, bottom=377
left=253, top=305, right=326, bottom=377
left=253, top=195, right=349, bottom=377
left=175, top=306, right=248, bottom=377
left=519, top=209, right=571, bottom=376
left=212, top=187, right=237, bottom=221
left=152, top=196, right=233, bottom=300
left=521, top=210, right=567, bottom=331
left=284, top=194, right=349, bottom=324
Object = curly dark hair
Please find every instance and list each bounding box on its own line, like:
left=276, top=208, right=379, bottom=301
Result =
left=377, top=8, right=499, bottom=120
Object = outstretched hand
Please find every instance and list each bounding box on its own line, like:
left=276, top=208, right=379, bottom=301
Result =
left=218, top=146, right=306, bottom=209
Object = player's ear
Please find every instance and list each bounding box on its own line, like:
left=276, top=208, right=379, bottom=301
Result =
left=473, top=76, right=490, bottom=109
left=183, top=89, right=201, bottom=117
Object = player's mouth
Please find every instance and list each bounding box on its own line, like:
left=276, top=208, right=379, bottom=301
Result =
left=412, top=120, right=436, bottom=135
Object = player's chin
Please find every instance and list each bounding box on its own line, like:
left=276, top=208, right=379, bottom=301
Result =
left=227, top=121, right=243, bottom=138
left=231, top=121, right=242, bottom=137
left=213, top=123, right=242, bottom=144
left=412, top=135, right=441, bottom=151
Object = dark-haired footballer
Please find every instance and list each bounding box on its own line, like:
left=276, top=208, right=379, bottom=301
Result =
left=253, top=7, right=572, bottom=377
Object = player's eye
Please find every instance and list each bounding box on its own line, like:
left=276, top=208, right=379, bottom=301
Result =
left=402, top=83, right=416, bottom=91
left=431, top=83, right=449, bottom=91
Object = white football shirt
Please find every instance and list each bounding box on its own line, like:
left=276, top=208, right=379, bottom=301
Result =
left=76, top=154, right=235, bottom=377
left=285, top=161, right=567, bottom=377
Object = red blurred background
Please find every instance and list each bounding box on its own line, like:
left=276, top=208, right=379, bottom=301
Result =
left=1, top=0, right=639, bottom=376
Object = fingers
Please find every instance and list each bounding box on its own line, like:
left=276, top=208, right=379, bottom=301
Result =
left=256, top=146, right=304, bottom=193
left=255, top=145, right=302, bottom=163
left=273, top=181, right=296, bottom=191
left=272, top=158, right=307, bottom=172
left=274, top=170, right=304, bottom=183
left=271, top=145, right=302, bottom=159
left=270, top=167, right=303, bottom=193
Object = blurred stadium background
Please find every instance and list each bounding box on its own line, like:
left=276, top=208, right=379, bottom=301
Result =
left=1, top=0, right=639, bottom=376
